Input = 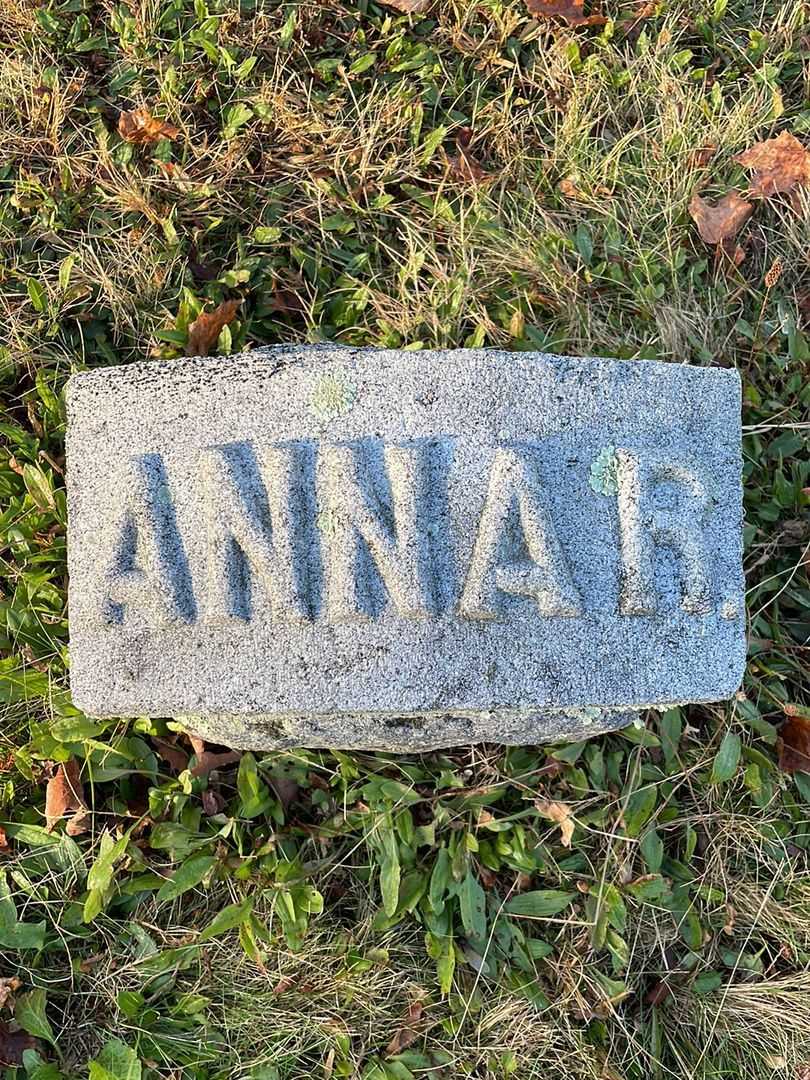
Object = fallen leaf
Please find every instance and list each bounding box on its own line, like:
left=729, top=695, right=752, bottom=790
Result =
left=118, top=107, right=180, bottom=145
left=78, top=953, right=106, bottom=973
left=269, top=776, right=299, bottom=812
left=269, top=285, right=307, bottom=317
left=447, top=149, right=493, bottom=184
left=0, top=1021, right=36, bottom=1066
left=645, top=979, right=671, bottom=1005
left=307, top=771, right=330, bottom=792
left=376, top=0, right=431, bottom=11
left=777, top=715, right=810, bottom=773
left=385, top=1000, right=424, bottom=1056
left=446, top=127, right=494, bottom=185
left=534, top=798, right=575, bottom=847
left=45, top=759, right=90, bottom=835
left=723, top=903, right=736, bottom=935
left=688, top=190, right=753, bottom=246
left=736, top=131, right=810, bottom=198
left=689, top=144, right=717, bottom=168
left=558, top=175, right=611, bottom=200
left=201, top=788, right=225, bottom=816
left=479, top=865, right=497, bottom=888
left=0, top=978, right=21, bottom=1011
left=615, top=0, right=655, bottom=37
left=525, top=0, right=606, bottom=27
left=559, top=176, right=583, bottom=198
left=0, top=752, right=17, bottom=774
left=151, top=736, right=190, bottom=774
left=185, top=299, right=241, bottom=357
left=717, top=241, right=746, bottom=268
left=190, top=749, right=242, bottom=779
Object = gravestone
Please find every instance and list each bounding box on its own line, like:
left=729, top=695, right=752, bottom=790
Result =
left=66, top=347, right=745, bottom=751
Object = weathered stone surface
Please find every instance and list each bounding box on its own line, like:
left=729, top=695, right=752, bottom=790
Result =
left=66, top=347, right=745, bottom=750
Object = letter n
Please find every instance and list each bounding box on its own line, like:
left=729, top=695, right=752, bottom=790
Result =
left=318, top=443, right=431, bottom=622
left=202, top=443, right=309, bottom=623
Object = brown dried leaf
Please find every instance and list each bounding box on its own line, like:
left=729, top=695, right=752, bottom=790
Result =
left=65, top=810, right=92, bottom=837
left=185, top=299, right=241, bottom=357
left=534, top=798, right=575, bottom=847
left=448, top=149, right=493, bottom=185
left=78, top=953, right=106, bottom=973
left=152, top=735, right=190, bottom=774
left=446, top=128, right=494, bottom=185
left=559, top=176, right=583, bottom=198
left=736, top=131, right=810, bottom=198
left=269, top=775, right=299, bottom=811
left=689, top=144, right=717, bottom=168
left=377, top=0, right=431, bottom=11
left=478, top=865, right=497, bottom=888
left=558, top=175, right=611, bottom=200
left=447, top=151, right=493, bottom=184
left=0, top=978, right=20, bottom=1011
left=688, top=190, right=753, bottom=246
left=717, top=239, right=746, bottom=268
left=778, top=715, right=810, bottom=774
left=385, top=1000, right=424, bottom=1057
left=269, top=285, right=307, bottom=317
left=645, top=979, right=671, bottom=1006
left=525, top=0, right=606, bottom=26
left=201, top=788, right=225, bottom=816
left=0, top=1021, right=36, bottom=1066
left=190, top=749, right=242, bottom=779
left=45, top=759, right=90, bottom=834
left=118, top=107, right=180, bottom=145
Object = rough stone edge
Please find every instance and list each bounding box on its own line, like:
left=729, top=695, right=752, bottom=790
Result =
left=178, top=706, right=641, bottom=752
left=64, top=343, right=743, bottom=396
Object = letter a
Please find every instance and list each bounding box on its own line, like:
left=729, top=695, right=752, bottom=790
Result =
left=103, top=454, right=195, bottom=628
left=459, top=448, right=582, bottom=619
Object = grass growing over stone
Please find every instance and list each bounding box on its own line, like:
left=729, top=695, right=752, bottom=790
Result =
left=0, top=0, right=809, bottom=1077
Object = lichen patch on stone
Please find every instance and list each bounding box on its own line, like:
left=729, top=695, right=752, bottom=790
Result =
left=589, top=445, right=619, bottom=496
left=310, top=370, right=356, bottom=421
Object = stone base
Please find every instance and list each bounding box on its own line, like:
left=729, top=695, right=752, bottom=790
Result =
left=180, top=706, right=640, bottom=752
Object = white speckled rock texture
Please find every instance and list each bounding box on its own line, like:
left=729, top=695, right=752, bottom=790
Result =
left=65, top=346, right=745, bottom=750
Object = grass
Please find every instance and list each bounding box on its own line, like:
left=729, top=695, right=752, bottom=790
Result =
left=0, top=0, right=809, bottom=1076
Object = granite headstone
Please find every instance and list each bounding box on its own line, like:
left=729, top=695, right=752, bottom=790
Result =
left=66, top=347, right=745, bottom=750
